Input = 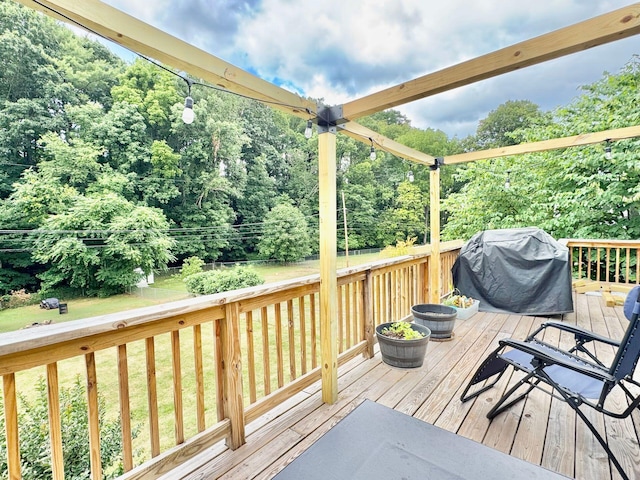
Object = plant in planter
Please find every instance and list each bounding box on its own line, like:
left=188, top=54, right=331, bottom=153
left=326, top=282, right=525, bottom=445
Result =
left=443, top=291, right=475, bottom=309
left=375, top=321, right=431, bottom=368
left=443, top=289, right=480, bottom=320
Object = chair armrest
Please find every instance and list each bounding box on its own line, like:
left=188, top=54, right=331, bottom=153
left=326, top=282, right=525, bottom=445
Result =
left=539, top=321, right=619, bottom=347
left=499, top=338, right=614, bottom=382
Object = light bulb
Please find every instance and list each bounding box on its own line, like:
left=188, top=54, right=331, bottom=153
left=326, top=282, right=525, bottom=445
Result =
left=505, top=171, right=511, bottom=190
left=604, top=145, right=612, bottom=160
left=407, top=171, right=414, bottom=182
left=182, top=96, right=195, bottom=124
left=370, top=145, right=376, bottom=160
left=304, top=120, right=313, bottom=139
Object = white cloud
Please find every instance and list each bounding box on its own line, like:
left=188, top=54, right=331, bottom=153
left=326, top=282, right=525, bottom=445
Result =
left=101, top=0, right=639, bottom=137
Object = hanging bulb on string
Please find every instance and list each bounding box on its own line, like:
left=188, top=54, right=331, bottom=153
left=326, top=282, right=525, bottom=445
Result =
left=369, top=138, right=376, bottom=160
left=182, top=77, right=195, bottom=124
left=504, top=170, right=511, bottom=190
left=604, top=140, right=612, bottom=160
left=304, top=120, right=313, bottom=139
left=182, top=96, right=195, bottom=124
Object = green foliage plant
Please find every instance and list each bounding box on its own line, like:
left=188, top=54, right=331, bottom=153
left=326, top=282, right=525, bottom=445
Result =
left=179, top=256, right=205, bottom=280
left=380, top=236, right=417, bottom=258
left=257, top=203, right=311, bottom=263
left=0, top=376, right=135, bottom=480
left=380, top=321, right=425, bottom=340
left=184, top=265, right=264, bottom=295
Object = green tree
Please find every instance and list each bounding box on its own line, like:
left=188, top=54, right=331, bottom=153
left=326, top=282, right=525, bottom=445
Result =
left=33, top=193, right=175, bottom=296
left=258, top=203, right=311, bottom=262
left=474, top=100, right=547, bottom=148
left=442, top=58, right=640, bottom=242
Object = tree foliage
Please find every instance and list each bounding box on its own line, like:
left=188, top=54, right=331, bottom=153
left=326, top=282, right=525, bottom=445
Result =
left=258, top=203, right=311, bottom=263
left=1, top=0, right=639, bottom=296
left=443, top=59, right=640, bottom=241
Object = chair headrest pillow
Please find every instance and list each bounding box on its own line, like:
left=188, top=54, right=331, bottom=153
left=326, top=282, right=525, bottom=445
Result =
left=623, top=285, right=640, bottom=321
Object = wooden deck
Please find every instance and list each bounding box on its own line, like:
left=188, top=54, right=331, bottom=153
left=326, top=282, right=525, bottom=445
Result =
left=161, top=293, right=640, bottom=480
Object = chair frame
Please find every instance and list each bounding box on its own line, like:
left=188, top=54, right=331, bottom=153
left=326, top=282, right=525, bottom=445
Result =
left=460, top=291, right=640, bottom=480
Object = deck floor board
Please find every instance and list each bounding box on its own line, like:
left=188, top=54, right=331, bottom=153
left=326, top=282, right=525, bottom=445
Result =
left=161, top=294, right=639, bottom=480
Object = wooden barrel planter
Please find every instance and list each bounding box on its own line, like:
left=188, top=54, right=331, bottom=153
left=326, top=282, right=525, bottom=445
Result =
left=411, top=304, right=457, bottom=340
left=375, top=322, right=431, bottom=368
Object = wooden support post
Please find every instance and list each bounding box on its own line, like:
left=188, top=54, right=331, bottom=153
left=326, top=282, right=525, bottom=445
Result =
left=222, top=302, right=245, bottom=449
left=429, top=163, right=441, bottom=304
left=319, top=130, right=338, bottom=404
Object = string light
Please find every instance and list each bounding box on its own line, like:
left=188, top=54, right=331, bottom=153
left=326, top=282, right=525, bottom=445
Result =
left=504, top=170, right=511, bottom=190
left=369, top=138, right=376, bottom=160
left=604, top=139, right=612, bottom=160
left=304, top=120, right=313, bottom=139
left=182, top=77, right=195, bottom=124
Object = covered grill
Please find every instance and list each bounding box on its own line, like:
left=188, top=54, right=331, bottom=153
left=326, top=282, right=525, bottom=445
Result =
left=452, top=227, right=573, bottom=316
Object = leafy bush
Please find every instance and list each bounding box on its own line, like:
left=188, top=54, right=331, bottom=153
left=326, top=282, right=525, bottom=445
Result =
left=179, top=256, right=205, bottom=280
left=184, top=266, right=264, bottom=295
left=0, top=376, right=136, bottom=480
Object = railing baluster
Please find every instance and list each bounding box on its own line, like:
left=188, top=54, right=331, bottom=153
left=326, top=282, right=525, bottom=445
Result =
left=345, top=283, right=352, bottom=349
left=337, top=284, right=344, bottom=353
left=625, top=247, right=631, bottom=283
left=85, top=352, right=102, bottom=480
left=310, top=294, right=318, bottom=369
left=287, top=299, right=296, bottom=381
left=171, top=330, right=184, bottom=445
left=145, top=337, right=161, bottom=457
left=214, top=319, right=224, bottom=422
left=245, top=311, right=257, bottom=404
left=117, top=344, right=134, bottom=471
left=275, top=303, right=284, bottom=388
left=260, top=307, right=271, bottom=395
left=3, top=373, right=21, bottom=480
left=299, top=296, right=307, bottom=375
left=221, top=302, right=245, bottom=449
left=46, top=363, right=64, bottom=480
left=193, top=324, right=206, bottom=431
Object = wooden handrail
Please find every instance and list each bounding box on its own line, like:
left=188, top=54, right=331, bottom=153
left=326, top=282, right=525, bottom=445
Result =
left=0, top=242, right=462, bottom=479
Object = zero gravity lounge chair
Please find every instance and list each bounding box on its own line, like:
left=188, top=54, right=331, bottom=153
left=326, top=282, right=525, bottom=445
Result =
left=460, top=286, right=640, bottom=480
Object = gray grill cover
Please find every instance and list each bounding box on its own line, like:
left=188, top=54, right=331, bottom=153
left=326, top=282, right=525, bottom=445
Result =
left=452, top=228, right=573, bottom=315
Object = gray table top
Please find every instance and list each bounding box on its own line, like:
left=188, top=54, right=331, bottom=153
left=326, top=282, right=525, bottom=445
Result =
left=274, top=399, right=568, bottom=480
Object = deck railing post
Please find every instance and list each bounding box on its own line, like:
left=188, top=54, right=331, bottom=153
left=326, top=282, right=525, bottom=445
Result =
left=221, top=302, right=246, bottom=449
left=363, top=270, right=374, bottom=358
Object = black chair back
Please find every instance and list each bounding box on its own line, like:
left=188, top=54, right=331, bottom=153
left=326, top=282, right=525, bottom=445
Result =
left=609, top=286, right=640, bottom=381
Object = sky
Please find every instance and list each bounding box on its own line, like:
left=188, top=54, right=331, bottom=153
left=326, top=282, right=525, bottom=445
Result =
left=99, top=0, right=639, bottom=138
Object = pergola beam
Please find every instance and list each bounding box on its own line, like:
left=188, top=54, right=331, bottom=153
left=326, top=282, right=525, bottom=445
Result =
left=339, top=122, right=435, bottom=165
left=444, top=125, right=640, bottom=165
left=342, top=3, right=640, bottom=120
left=13, top=0, right=316, bottom=120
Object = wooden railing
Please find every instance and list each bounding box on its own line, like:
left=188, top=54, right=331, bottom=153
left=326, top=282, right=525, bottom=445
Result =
left=562, top=239, right=640, bottom=285
left=0, top=241, right=462, bottom=480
